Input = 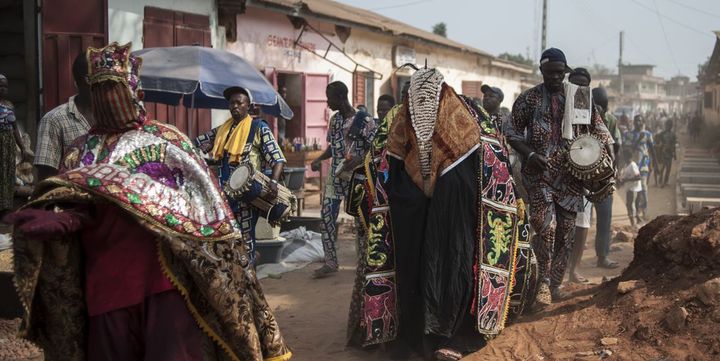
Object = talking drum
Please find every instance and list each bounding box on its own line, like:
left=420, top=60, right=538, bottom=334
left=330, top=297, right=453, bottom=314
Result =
left=567, top=134, right=615, bottom=202
left=224, top=163, right=297, bottom=225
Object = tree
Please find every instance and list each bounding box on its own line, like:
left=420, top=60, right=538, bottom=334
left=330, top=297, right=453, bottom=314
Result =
left=589, top=64, right=615, bottom=77
left=698, top=57, right=710, bottom=80
left=498, top=52, right=534, bottom=67
left=432, top=22, right=447, bottom=37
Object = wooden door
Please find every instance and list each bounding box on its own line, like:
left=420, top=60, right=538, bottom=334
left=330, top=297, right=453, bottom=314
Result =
left=143, top=7, right=211, bottom=138
left=41, top=0, right=107, bottom=113
left=302, top=73, right=329, bottom=178
left=263, top=67, right=279, bottom=138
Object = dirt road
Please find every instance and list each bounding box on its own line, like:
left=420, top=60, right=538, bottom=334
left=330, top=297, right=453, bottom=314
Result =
left=260, top=156, right=679, bottom=360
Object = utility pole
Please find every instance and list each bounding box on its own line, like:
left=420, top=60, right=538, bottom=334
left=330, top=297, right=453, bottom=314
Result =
left=618, top=31, right=624, bottom=103
left=541, top=0, right=548, bottom=51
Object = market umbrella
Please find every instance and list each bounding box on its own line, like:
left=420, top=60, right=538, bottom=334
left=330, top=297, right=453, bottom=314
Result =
left=132, top=46, right=293, bottom=119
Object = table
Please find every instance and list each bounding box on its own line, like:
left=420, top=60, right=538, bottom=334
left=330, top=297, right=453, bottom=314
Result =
left=284, top=150, right=325, bottom=214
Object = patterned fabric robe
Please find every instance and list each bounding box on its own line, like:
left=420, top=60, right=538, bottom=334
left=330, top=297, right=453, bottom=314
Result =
left=346, top=76, right=537, bottom=349
left=12, top=120, right=291, bottom=361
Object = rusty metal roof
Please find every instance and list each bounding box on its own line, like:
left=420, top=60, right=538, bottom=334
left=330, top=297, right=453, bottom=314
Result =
left=245, top=0, right=494, bottom=57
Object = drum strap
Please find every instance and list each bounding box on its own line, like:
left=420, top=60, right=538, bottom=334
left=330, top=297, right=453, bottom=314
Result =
left=240, top=119, right=264, bottom=158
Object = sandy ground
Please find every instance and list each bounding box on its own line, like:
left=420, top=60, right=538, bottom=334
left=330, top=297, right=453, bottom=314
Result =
left=260, top=157, right=680, bottom=361
left=0, top=144, right=681, bottom=361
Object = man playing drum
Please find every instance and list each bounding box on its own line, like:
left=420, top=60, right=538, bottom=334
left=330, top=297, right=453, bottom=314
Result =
left=195, top=86, right=286, bottom=263
left=506, top=48, right=612, bottom=308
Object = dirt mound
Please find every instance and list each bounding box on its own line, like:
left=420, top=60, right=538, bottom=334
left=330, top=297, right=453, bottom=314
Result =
left=632, top=209, right=720, bottom=274
left=466, top=208, right=720, bottom=361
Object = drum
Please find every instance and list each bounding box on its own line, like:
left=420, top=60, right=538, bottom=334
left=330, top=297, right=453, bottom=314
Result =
left=225, top=164, right=297, bottom=225
left=567, top=134, right=614, bottom=182
left=567, top=134, right=616, bottom=203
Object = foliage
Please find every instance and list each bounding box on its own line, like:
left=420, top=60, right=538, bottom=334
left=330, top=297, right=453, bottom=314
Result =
left=698, top=57, right=710, bottom=80
left=432, top=22, right=447, bottom=37
left=589, top=64, right=615, bottom=77
left=498, top=52, right=534, bottom=67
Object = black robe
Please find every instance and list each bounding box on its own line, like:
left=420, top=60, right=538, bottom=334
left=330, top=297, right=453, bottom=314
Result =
left=388, top=153, right=485, bottom=355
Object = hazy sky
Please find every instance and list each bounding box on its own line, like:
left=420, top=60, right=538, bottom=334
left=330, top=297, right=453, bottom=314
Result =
left=337, top=0, right=719, bottom=80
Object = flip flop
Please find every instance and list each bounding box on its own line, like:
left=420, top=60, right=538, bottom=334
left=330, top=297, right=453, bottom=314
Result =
left=570, top=273, right=588, bottom=283
left=312, top=264, right=338, bottom=279
left=434, top=348, right=463, bottom=361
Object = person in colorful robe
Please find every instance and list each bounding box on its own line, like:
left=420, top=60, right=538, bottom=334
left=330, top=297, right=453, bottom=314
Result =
left=195, top=86, right=286, bottom=263
left=5, top=42, right=291, bottom=361
left=506, top=48, right=611, bottom=307
left=0, top=74, right=33, bottom=217
left=310, top=81, right=376, bottom=278
left=345, top=68, right=536, bottom=361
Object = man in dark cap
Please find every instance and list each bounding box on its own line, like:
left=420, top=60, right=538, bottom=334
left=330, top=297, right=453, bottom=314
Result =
left=481, top=84, right=505, bottom=131
left=195, top=86, right=286, bottom=263
left=506, top=48, right=612, bottom=308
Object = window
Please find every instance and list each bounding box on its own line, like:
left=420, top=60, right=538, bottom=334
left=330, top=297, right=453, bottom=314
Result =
left=706, top=91, right=713, bottom=109
left=353, top=71, right=374, bottom=115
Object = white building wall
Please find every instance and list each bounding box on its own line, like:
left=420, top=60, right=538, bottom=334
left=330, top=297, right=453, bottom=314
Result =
left=228, top=7, right=353, bottom=84
left=229, top=7, right=529, bottom=113
left=344, top=29, right=527, bottom=109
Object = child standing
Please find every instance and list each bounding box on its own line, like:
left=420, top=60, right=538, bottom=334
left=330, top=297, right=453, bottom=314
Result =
left=619, top=148, right=643, bottom=227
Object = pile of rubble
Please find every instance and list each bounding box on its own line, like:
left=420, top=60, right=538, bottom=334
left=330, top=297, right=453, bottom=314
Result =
left=468, top=207, right=720, bottom=360
left=602, top=207, right=720, bottom=359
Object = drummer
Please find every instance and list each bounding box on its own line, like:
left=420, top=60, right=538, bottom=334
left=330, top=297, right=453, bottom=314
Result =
left=195, top=86, right=286, bottom=263
left=506, top=48, right=612, bottom=309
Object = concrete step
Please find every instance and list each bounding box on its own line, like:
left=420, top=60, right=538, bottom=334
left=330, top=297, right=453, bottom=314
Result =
left=686, top=197, right=720, bottom=214
left=682, top=188, right=720, bottom=198
left=678, top=173, right=720, bottom=184
left=681, top=183, right=720, bottom=191
left=680, top=165, right=720, bottom=173
left=682, top=157, right=717, bottom=163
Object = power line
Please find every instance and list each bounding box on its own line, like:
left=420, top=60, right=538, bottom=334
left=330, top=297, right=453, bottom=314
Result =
left=369, top=0, right=432, bottom=11
left=625, top=35, right=658, bottom=64
left=628, top=0, right=714, bottom=38
left=663, top=0, right=720, bottom=19
left=653, top=0, right=681, bottom=74
left=574, top=1, right=657, bottom=65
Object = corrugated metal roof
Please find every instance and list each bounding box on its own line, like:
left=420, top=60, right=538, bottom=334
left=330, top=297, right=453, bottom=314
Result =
left=246, top=0, right=493, bottom=57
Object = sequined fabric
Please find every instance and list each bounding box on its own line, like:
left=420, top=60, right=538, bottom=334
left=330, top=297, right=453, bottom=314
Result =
left=12, top=186, right=292, bottom=361
left=87, top=42, right=146, bottom=132
left=54, top=120, right=239, bottom=241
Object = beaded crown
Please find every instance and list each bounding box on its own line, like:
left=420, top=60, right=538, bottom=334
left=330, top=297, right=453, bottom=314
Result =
left=86, top=42, right=142, bottom=90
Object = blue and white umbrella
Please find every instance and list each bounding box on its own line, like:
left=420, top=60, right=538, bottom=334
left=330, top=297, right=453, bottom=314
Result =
left=132, top=46, right=293, bottom=119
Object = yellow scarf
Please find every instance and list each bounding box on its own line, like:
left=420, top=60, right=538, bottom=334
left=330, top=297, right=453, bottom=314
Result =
left=211, top=115, right=253, bottom=164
